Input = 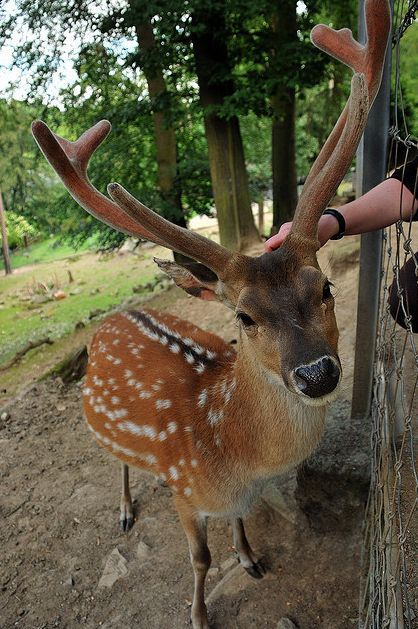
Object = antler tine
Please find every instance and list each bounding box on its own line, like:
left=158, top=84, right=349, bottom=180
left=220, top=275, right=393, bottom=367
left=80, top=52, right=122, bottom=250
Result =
left=290, top=73, right=369, bottom=241
left=107, top=183, right=233, bottom=275
left=32, top=120, right=167, bottom=246
left=32, top=120, right=233, bottom=273
left=288, top=0, right=391, bottom=245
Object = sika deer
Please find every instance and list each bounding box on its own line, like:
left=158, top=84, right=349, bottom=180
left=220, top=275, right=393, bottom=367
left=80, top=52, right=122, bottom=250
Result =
left=32, top=2, right=390, bottom=626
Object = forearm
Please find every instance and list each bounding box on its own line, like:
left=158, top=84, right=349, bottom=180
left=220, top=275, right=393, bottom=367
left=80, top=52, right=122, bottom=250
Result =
left=318, top=178, right=418, bottom=244
left=265, top=176, right=418, bottom=251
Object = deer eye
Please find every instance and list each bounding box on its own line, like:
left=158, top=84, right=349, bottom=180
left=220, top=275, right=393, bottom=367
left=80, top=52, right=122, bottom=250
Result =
left=322, top=281, right=333, bottom=301
left=236, top=312, right=256, bottom=328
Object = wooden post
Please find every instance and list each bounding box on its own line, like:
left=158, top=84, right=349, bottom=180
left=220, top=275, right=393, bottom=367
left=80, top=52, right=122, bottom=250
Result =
left=0, top=190, right=12, bottom=275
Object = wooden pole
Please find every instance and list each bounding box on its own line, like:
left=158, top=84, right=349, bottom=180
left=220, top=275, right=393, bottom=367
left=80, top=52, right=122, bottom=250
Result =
left=0, top=190, right=12, bottom=275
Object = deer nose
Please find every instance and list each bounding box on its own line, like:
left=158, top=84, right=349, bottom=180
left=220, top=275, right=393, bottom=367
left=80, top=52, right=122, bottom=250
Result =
left=293, top=357, right=340, bottom=399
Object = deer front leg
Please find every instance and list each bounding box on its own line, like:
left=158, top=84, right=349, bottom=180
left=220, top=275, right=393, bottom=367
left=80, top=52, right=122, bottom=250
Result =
left=119, top=463, right=134, bottom=532
left=176, top=499, right=211, bottom=629
left=232, top=518, right=266, bottom=579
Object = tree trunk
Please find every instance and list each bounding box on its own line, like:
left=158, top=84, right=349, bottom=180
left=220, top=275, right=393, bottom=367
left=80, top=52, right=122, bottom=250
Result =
left=134, top=14, right=190, bottom=264
left=270, top=2, right=298, bottom=234
left=258, top=199, right=265, bottom=236
left=0, top=190, right=12, bottom=275
left=192, top=12, right=259, bottom=252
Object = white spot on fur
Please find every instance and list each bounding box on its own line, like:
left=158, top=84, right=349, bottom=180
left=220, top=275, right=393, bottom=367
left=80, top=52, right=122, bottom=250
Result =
left=194, top=362, right=205, bottom=374
left=167, top=421, right=177, bottom=433
left=184, top=487, right=192, bottom=497
left=191, top=459, right=198, bottom=468
left=197, top=389, right=208, bottom=407
left=117, top=422, right=156, bottom=440
left=156, top=399, right=172, bottom=410
left=158, top=431, right=167, bottom=441
left=184, top=352, right=195, bottom=364
left=111, top=396, right=120, bottom=405
left=169, top=342, right=180, bottom=354
left=207, top=409, right=224, bottom=425
left=169, top=466, right=179, bottom=481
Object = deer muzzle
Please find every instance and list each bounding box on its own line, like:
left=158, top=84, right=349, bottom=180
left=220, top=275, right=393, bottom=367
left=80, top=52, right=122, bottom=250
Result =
left=292, top=356, right=341, bottom=399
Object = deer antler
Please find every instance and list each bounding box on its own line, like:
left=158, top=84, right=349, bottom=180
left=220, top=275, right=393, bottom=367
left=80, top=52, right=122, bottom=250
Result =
left=288, top=0, right=391, bottom=246
left=31, top=120, right=232, bottom=274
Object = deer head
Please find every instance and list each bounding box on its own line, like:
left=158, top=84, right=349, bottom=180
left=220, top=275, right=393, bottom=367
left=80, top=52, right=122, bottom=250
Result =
left=31, top=0, right=390, bottom=405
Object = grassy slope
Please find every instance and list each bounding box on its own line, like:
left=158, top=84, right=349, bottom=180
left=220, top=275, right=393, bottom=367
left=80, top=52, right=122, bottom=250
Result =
left=0, top=236, right=96, bottom=270
left=0, top=244, right=160, bottom=370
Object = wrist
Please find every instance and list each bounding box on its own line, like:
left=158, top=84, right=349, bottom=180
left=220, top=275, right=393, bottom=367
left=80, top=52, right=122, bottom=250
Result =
left=318, top=214, right=340, bottom=245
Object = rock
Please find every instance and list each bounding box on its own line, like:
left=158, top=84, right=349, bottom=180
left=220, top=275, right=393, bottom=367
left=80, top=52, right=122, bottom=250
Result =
left=98, top=549, right=128, bottom=588
left=89, top=308, right=105, bottom=320
left=296, top=399, right=370, bottom=532
left=1, top=411, right=10, bottom=422
left=220, top=556, right=238, bottom=573
left=53, top=290, right=67, bottom=300
left=277, top=619, right=297, bottom=629
left=206, top=564, right=249, bottom=605
left=64, top=575, right=74, bottom=587
left=136, top=541, right=151, bottom=563
left=262, top=480, right=297, bottom=524
left=207, top=567, right=219, bottom=579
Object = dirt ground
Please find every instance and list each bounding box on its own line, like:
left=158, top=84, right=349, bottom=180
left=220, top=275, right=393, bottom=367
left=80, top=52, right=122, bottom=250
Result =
left=0, top=240, right=364, bottom=629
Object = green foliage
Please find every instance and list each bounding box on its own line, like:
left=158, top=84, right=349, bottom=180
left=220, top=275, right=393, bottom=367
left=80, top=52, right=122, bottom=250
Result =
left=241, top=113, right=271, bottom=201
left=4, top=0, right=414, bottom=251
left=397, top=23, right=418, bottom=134
left=3, top=211, right=40, bottom=249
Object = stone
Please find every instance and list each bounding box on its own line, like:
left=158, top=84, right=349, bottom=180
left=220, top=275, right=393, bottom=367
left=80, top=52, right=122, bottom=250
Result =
left=262, top=481, right=297, bottom=524
left=136, top=541, right=151, bottom=563
left=220, top=556, right=238, bottom=573
left=296, top=399, right=371, bottom=533
left=206, top=565, right=249, bottom=605
left=97, top=549, right=128, bottom=588
left=277, top=619, right=297, bottom=629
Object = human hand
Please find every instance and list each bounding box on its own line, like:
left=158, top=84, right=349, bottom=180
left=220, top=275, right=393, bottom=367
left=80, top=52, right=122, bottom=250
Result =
left=264, top=215, right=339, bottom=252
left=264, top=222, right=292, bottom=252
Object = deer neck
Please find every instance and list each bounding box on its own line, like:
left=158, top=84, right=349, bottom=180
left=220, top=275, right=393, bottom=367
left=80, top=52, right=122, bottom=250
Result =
left=212, top=339, right=326, bottom=480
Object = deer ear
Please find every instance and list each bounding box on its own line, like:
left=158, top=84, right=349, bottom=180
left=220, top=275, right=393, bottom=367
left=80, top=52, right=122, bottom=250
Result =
left=154, top=258, right=223, bottom=302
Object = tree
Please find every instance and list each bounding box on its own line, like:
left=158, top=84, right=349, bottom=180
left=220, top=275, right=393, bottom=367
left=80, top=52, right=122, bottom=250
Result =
left=0, top=190, right=12, bottom=274
left=270, top=1, right=298, bottom=233
left=190, top=3, right=260, bottom=250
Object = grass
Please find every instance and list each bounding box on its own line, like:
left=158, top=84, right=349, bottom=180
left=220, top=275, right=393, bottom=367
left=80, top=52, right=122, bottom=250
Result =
left=0, top=244, right=161, bottom=370
left=0, top=236, right=97, bottom=270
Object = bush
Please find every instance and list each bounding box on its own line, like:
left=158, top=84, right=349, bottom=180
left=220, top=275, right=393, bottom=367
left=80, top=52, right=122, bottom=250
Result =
left=1, top=212, right=41, bottom=250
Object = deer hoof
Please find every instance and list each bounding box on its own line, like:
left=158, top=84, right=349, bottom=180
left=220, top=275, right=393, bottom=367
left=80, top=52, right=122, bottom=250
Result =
left=119, top=515, right=134, bottom=532
left=119, top=503, right=135, bottom=532
left=244, top=559, right=266, bottom=579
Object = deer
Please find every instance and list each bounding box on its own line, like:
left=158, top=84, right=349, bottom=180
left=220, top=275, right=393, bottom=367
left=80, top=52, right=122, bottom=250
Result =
left=31, top=2, right=390, bottom=626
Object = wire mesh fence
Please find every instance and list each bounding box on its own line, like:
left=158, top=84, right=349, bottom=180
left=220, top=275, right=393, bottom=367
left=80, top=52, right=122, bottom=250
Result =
left=359, top=2, right=418, bottom=627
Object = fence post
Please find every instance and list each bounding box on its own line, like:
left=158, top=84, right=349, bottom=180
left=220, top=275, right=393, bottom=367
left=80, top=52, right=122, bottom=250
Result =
left=351, top=0, right=393, bottom=419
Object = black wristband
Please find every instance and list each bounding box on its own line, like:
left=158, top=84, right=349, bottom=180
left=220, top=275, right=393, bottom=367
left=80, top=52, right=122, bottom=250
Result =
left=323, top=208, right=346, bottom=240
